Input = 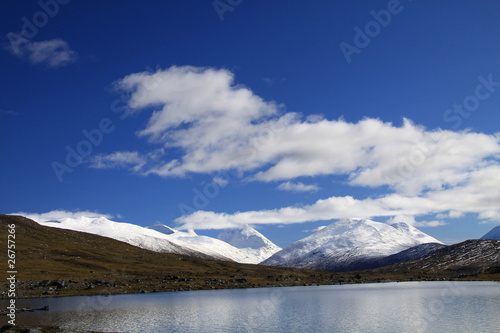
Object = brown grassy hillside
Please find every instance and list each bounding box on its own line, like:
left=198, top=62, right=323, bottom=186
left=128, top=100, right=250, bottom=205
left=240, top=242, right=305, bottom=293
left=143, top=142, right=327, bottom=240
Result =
left=1, top=214, right=498, bottom=299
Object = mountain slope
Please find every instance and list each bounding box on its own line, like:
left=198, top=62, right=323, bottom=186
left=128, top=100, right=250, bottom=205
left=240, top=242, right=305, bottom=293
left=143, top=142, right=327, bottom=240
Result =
left=34, top=216, right=220, bottom=260
left=390, top=222, right=442, bottom=244
left=375, top=239, right=500, bottom=277
left=481, top=226, right=500, bottom=240
left=369, top=242, right=446, bottom=268
left=217, top=225, right=282, bottom=262
left=27, top=215, right=277, bottom=264
left=262, top=218, right=442, bottom=272
left=0, top=214, right=353, bottom=298
left=1, top=215, right=497, bottom=299
left=147, top=224, right=176, bottom=235
left=20, top=214, right=279, bottom=264
left=148, top=224, right=279, bottom=264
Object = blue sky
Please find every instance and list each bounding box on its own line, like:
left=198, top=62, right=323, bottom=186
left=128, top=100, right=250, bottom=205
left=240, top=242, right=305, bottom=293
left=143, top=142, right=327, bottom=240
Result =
left=1, top=0, right=500, bottom=247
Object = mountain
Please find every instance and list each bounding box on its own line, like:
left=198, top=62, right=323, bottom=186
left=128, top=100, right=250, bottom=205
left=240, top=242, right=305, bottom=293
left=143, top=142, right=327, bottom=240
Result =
left=217, top=225, right=282, bottom=263
left=375, top=239, right=500, bottom=277
left=262, top=218, right=443, bottom=272
left=36, top=216, right=217, bottom=259
left=481, top=226, right=500, bottom=240
left=390, top=222, right=442, bottom=243
left=1, top=215, right=497, bottom=300
left=147, top=224, right=280, bottom=264
left=147, top=224, right=176, bottom=235
left=22, top=214, right=278, bottom=264
left=368, top=242, right=446, bottom=268
left=0, top=214, right=351, bottom=299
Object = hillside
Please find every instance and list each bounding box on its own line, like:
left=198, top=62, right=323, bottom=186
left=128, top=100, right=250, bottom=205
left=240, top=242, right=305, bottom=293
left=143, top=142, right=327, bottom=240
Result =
left=372, top=239, right=500, bottom=278
left=0, top=215, right=350, bottom=299
left=481, top=226, right=500, bottom=240
left=32, top=216, right=280, bottom=264
left=1, top=215, right=498, bottom=300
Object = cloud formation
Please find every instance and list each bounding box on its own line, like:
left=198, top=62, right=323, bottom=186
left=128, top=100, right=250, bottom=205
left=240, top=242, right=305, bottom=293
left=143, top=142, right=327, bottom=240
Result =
left=90, top=151, right=146, bottom=172
left=277, top=181, right=319, bottom=192
left=6, top=37, right=78, bottom=68
left=97, top=66, right=500, bottom=229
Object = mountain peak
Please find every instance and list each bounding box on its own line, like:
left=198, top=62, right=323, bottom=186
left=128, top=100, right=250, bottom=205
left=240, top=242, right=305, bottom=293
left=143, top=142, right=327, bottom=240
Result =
left=390, top=221, right=443, bottom=244
left=217, top=225, right=270, bottom=249
left=263, top=218, right=442, bottom=271
left=147, top=224, right=177, bottom=235
left=481, top=225, right=500, bottom=240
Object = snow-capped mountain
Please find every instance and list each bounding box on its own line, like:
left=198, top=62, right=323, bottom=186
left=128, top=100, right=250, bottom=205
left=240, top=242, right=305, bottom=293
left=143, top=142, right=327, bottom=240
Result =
left=35, top=216, right=213, bottom=259
left=368, top=242, right=446, bottom=269
left=481, top=226, right=500, bottom=240
left=25, top=214, right=279, bottom=264
left=390, top=222, right=442, bottom=244
left=147, top=224, right=280, bottom=263
left=262, top=218, right=444, bottom=272
left=147, top=224, right=176, bottom=235
left=217, top=225, right=282, bottom=262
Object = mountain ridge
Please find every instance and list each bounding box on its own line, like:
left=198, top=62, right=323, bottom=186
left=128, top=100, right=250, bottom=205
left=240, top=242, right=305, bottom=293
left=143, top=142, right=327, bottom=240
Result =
left=1, top=214, right=498, bottom=300
left=262, top=218, right=444, bottom=272
left=28, top=216, right=281, bottom=264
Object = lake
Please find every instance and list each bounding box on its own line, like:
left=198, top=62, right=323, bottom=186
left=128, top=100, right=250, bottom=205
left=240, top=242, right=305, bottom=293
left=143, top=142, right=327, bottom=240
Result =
left=4, top=281, right=500, bottom=332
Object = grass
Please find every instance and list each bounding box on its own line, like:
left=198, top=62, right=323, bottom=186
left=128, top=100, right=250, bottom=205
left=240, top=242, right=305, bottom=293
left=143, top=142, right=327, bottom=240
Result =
left=1, top=214, right=498, bottom=299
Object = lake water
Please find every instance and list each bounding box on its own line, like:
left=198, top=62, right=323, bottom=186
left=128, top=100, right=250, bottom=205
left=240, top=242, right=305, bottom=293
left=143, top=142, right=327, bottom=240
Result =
left=4, top=281, right=499, bottom=332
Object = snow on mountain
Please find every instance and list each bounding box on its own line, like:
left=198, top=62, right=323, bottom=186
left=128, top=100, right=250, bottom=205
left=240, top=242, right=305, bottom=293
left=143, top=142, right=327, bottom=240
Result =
left=370, top=242, right=446, bottom=268
left=390, top=222, right=443, bottom=244
left=262, top=218, right=443, bottom=272
left=35, top=216, right=213, bottom=259
left=147, top=224, right=281, bottom=264
left=147, top=224, right=278, bottom=263
left=217, top=225, right=282, bottom=262
left=28, top=213, right=279, bottom=264
left=481, top=226, right=500, bottom=240
left=147, top=224, right=176, bottom=235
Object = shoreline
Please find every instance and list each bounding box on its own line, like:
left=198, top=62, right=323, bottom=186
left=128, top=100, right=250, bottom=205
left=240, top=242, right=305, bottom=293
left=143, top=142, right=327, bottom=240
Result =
left=2, top=276, right=498, bottom=301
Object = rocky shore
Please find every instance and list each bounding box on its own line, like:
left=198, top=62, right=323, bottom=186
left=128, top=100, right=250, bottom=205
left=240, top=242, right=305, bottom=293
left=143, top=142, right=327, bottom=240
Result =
left=0, top=325, right=105, bottom=333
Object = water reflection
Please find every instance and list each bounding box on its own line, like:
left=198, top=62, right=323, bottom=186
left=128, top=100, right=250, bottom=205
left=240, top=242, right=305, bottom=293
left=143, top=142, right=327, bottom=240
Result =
left=4, top=281, right=499, bottom=333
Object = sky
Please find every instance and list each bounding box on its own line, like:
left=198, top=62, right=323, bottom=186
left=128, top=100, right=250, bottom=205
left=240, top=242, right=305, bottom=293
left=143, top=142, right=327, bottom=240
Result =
left=1, top=0, right=500, bottom=247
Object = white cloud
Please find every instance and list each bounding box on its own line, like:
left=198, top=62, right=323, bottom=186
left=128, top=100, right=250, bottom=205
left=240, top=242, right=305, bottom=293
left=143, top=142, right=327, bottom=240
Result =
left=277, top=181, right=319, bottom=192
left=386, top=215, right=447, bottom=228
left=212, top=177, right=229, bottom=187
left=11, top=210, right=112, bottom=224
left=96, top=66, right=500, bottom=230
left=109, top=67, right=500, bottom=192
left=6, top=37, right=77, bottom=68
left=302, top=225, right=326, bottom=233
left=176, top=167, right=500, bottom=229
left=90, top=151, right=146, bottom=172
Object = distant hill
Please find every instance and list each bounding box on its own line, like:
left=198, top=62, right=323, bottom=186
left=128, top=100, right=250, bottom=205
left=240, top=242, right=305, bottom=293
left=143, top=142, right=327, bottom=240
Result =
left=481, top=226, right=500, bottom=240
left=0, top=215, right=355, bottom=298
left=1, top=215, right=498, bottom=299
left=374, top=239, right=500, bottom=278
left=28, top=215, right=280, bottom=264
